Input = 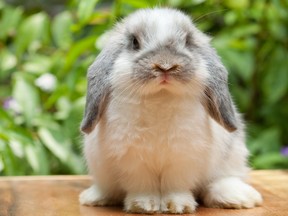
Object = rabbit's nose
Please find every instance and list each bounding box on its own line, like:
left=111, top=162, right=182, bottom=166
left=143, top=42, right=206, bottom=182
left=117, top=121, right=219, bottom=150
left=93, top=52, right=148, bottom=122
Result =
left=153, top=63, right=179, bottom=73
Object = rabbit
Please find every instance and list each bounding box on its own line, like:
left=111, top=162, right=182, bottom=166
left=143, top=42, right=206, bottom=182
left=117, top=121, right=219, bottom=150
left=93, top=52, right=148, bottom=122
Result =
left=79, top=8, right=262, bottom=214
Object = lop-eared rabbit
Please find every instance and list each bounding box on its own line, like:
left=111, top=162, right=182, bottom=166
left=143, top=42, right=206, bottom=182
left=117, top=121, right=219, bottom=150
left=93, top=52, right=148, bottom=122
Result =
left=79, top=8, right=262, bottom=214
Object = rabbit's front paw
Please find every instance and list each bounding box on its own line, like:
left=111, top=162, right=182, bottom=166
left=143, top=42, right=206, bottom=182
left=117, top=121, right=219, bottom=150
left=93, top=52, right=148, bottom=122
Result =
left=161, top=192, right=197, bottom=214
left=79, top=185, right=118, bottom=206
left=203, top=177, right=263, bottom=209
left=124, top=193, right=161, bottom=213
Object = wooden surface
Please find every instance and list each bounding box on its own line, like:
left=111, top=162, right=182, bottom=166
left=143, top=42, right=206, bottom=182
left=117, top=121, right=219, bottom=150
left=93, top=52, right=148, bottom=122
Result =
left=0, top=170, right=288, bottom=216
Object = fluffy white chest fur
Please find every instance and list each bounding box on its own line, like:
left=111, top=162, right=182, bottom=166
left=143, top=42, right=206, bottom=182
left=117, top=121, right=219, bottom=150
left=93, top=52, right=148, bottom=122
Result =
left=88, top=93, right=213, bottom=191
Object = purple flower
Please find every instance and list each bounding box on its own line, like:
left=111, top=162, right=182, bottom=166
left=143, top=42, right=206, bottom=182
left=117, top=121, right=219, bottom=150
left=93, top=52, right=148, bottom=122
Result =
left=281, top=146, right=288, bottom=157
left=3, top=97, right=12, bottom=109
left=2, top=97, right=21, bottom=113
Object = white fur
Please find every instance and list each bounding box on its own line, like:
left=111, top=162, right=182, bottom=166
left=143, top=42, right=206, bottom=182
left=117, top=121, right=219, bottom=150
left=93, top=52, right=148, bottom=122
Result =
left=161, top=192, right=198, bottom=213
left=125, top=193, right=161, bottom=213
left=203, top=177, right=263, bottom=208
left=80, top=8, right=262, bottom=213
left=124, top=8, right=210, bottom=48
left=81, top=89, right=261, bottom=212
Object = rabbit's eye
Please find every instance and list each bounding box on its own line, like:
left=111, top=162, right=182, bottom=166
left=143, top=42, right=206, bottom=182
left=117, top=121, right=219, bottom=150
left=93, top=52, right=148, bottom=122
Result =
left=185, top=34, right=192, bottom=47
left=131, top=35, right=140, bottom=50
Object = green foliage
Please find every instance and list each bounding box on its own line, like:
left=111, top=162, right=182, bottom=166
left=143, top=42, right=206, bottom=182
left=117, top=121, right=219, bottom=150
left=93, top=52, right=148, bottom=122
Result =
left=0, top=0, right=288, bottom=175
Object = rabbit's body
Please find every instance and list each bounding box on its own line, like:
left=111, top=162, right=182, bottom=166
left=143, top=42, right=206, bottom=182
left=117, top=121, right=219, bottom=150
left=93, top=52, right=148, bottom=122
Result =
left=85, top=91, right=247, bottom=190
left=79, top=8, right=262, bottom=213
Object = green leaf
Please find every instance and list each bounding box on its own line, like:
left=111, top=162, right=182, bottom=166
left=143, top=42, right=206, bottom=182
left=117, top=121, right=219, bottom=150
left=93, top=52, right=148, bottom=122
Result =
left=121, top=0, right=152, bottom=8
left=3, top=128, right=49, bottom=175
left=14, top=12, right=50, bottom=57
left=230, top=86, right=250, bottom=111
left=43, top=85, right=69, bottom=109
left=12, top=74, right=41, bottom=127
left=226, top=24, right=261, bottom=39
left=0, top=50, right=17, bottom=75
left=253, top=153, right=288, bottom=169
left=0, top=107, right=14, bottom=126
left=24, top=140, right=49, bottom=175
left=23, top=54, right=52, bottom=75
left=248, top=127, right=281, bottom=155
left=1, top=140, right=20, bottom=175
left=224, top=0, right=249, bottom=9
left=224, top=11, right=238, bottom=25
left=0, top=155, right=4, bottom=173
left=52, top=11, right=73, bottom=49
left=9, top=138, right=24, bottom=158
left=63, top=98, right=85, bottom=139
left=37, top=126, right=84, bottom=174
left=263, top=48, right=288, bottom=103
left=215, top=47, right=254, bottom=81
left=62, top=35, right=97, bottom=75
left=0, top=6, right=23, bottom=40
left=38, top=127, right=69, bottom=162
left=33, top=113, right=59, bottom=129
left=54, top=97, right=71, bottom=120
left=77, top=0, right=99, bottom=24
left=0, top=1, right=4, bottom=9
left=24, top=145, right=39, bottom=173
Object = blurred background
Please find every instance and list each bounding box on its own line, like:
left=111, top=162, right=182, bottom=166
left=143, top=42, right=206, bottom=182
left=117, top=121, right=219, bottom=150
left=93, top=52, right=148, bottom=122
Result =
left=0, top=0, right=287, bottom=175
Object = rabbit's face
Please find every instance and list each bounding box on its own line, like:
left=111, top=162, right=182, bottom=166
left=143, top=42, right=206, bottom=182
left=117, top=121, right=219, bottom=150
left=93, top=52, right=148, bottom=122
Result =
left=81, top=8, right=237, bottom=133
left=110, top=9, right=210, bottom=96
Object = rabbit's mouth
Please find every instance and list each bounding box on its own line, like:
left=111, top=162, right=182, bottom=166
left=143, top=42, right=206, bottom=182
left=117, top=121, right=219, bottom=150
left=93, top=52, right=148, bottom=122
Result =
left=156, top=72, right=190, bottom=85
left=160, top=80, right=169, bottom=85
left=159, top=72, right=170, bottom=84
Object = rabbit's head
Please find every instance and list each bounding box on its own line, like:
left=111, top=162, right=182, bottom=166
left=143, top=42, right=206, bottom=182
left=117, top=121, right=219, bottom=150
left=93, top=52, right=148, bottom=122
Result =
left=81, top=8, right=237, bottom=134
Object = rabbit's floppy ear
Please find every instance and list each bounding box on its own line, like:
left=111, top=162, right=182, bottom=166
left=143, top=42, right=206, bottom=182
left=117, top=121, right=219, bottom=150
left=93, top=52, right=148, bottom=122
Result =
left=81, top=41, right=122, bottom=134
left=200, top=47, right=237, bottom=132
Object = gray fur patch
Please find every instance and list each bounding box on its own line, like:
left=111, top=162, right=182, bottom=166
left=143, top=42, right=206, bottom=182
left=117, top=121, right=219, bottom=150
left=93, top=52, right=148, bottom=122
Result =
left=200, top=46, right=238, bottom=132
left=81, top=42, right=123, bottom=134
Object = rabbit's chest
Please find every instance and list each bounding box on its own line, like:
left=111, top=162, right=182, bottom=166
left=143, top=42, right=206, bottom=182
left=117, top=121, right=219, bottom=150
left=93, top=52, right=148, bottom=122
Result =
left=104, top=96, right=212, bottom=160
left=101, top=97, right=213, bottom=179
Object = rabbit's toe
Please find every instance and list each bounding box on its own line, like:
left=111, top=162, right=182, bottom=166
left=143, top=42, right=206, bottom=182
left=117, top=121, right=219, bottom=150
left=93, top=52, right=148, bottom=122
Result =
left=161, top=192, right=197, bottom=214
left=124, top=193, right=161, bottom=213
left=203, top=177, right=263, bottom=209
left=79, top=185, right=119, bottom=206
